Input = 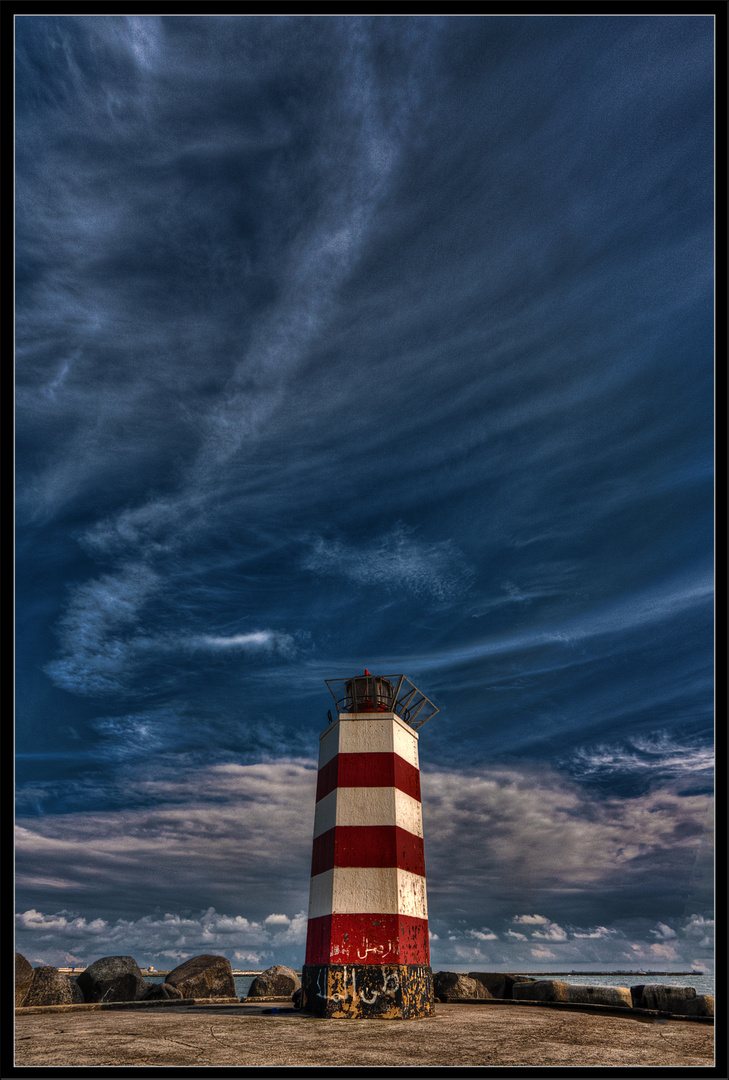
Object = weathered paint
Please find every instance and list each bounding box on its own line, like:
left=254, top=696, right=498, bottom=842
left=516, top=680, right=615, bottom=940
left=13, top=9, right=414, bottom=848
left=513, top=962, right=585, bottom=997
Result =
left=312, top=786, right=424, bottom=837
left=316, top=752, right=421, bottom=802
left=311, top=824, right=426, bottom=877
left=305, top=914, right=430, bottom=965
left=318, top=714, right=420, bottom=769
left=303, top=710, right=433, bottom=1016
left=308, top=866, right=428, bottom=920
left=300, top=963, right=434, bottom=1019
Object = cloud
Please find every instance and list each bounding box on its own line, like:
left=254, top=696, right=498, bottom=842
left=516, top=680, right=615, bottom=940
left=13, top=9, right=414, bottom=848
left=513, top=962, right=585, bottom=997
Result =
left=43, top=562, right=160, bottom=695
left=532, top=924, right=568, bottom=942
left=42, top=552, right=301, bottom=701
left=421, top=766, right=713, bottom=908
left=186, top=631, right=297, bottom=656
left=530, top=947, right=556, bottom=960
left=15, top=905, right=307, bottom=969
left=650, top=922, right=677, bottom=941
left=422, top=571, right=713, bottom=674
left=512, top=914, right=567, bottom=941
left=429, top=914, right=713, bottom=971
left=89, top=709, right=180, bottom=761
left=16, top=761, right=713, bottom=936
left=303, top=524, right=473, bottom=604
left=14, top=757, right=714, bottom=972
left=15, top=759, right=318, bottom=925
left=564, top=732, right=714, bottom=784
left=681, top=914, right=714, bottom=951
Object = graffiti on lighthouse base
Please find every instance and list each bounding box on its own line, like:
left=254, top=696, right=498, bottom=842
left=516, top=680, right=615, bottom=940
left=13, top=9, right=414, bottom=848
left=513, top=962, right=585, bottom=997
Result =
left=302, top=963, right=434, bottom=1019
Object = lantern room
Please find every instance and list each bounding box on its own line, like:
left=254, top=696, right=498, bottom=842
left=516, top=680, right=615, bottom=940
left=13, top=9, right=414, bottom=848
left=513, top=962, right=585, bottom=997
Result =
left=325, top=670, right=439, bottom=729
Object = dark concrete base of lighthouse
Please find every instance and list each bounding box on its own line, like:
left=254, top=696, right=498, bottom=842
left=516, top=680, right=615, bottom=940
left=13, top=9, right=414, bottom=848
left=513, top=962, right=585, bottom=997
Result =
left=300, top=964, right=434, bottom=1019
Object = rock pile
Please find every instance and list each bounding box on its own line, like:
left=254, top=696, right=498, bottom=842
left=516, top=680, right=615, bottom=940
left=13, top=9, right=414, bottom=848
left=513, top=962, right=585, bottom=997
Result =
left=15, top=952, right=237, bottom=1007
left=567, top=984, right=632, bottom=1008
left=15, top=953, right=34, bottom=1008
left=165, top=955, right=236, bottom=1000
left=76, top=956, right=150, bottom=1003
left=513, top=979, right=570, bottom=1002
left=23, top=966, right=77, bottom=1008
left=433, top=972, right=492, bottom=1001
left=468, top=972, right=537, bottom=999
left=433, top=971, right=713, bottom=1018
left=246, top=965, right=301, bottom=1000
left=630, top=984, right=714, bottom=1016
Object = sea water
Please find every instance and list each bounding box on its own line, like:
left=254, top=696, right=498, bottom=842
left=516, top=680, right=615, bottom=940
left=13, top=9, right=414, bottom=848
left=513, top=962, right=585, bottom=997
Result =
left=537, top=973, right=714, bottom=997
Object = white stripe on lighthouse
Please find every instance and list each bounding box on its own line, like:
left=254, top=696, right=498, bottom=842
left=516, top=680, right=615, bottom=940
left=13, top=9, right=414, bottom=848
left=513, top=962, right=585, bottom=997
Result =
left=312, top=786, right=424, bottom=839
left=318, top=715, right=420, bottom=769
left=308, top=866, right=428, bottom=921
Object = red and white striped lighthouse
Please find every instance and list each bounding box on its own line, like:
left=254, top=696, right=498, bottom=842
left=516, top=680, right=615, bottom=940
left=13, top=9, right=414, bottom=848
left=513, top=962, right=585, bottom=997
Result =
left=300, top=671, right=438, bottom=1018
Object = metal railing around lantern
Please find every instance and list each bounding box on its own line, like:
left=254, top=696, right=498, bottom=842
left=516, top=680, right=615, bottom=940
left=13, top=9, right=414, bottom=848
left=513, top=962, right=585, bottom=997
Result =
left=324, top=672, right=439, bottom=730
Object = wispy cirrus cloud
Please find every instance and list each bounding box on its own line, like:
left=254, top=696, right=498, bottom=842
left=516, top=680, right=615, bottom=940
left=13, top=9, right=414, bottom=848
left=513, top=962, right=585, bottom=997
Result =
left=43, top=562, right=160, bottom=695
left=42, top=550, right=301, bottom=699
left=186, top=630, right=297, bottom=655
left=303, top=524, right=473, bottom=604
left=563, top=732, right=714, bottom=785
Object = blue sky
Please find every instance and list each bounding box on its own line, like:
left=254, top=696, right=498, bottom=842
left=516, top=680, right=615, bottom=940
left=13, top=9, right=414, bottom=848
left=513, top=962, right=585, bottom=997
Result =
left=15, top=14, right=714, bottom=973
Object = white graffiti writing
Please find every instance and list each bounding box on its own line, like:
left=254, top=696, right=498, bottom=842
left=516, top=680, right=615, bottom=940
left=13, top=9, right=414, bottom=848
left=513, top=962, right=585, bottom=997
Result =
left=356, top=937, right=395, bottom=961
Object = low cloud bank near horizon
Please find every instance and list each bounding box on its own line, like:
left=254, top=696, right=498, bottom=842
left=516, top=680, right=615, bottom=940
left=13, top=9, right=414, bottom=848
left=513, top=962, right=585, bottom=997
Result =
left=15, top=904, right=713, bottom=975
left=15, top=758, right=713, bottom=971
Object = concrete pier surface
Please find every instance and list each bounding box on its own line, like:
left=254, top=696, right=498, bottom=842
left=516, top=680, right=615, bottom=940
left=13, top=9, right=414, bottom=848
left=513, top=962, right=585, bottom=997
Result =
left=14, top=1002, right=714, bottom=1069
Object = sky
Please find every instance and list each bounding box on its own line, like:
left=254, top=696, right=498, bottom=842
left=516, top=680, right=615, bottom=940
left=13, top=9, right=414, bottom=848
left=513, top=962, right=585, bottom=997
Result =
left=15, top=14, right=715, bottom=975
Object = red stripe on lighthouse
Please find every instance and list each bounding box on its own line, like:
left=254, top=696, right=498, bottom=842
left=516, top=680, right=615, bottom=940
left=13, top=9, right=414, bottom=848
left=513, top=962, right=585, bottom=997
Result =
left=305, top=913, right=430, bottom=965
left=315, top=752, right=421, bottom=803
left=311, top=825, right=426, bottom=877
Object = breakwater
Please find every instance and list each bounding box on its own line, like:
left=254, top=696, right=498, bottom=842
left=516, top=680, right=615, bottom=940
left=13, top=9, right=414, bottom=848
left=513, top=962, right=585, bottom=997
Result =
left=21, top=953, right=714, bottom=1019
left=141, top=971, right=715, bottom=1001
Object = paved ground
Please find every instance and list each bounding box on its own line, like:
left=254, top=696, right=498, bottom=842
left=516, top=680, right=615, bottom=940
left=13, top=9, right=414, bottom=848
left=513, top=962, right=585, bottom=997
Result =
left=14, top=1002, right=714, bottom=1068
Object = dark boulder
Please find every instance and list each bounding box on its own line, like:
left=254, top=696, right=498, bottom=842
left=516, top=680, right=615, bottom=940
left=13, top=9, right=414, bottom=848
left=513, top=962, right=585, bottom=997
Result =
left=468, top=972, right=536, bottom=999
left=247, top=965, right=301, bottom=1000
left=76, top=956, right=149, bottom=1003
left=166, top=955, right=236, bottom=999
left=23, top=966, right=74, bottom=1007
left=630, top=983, right=696, bottom=1013
left=67, top=977, right=85, bottom=1004
left=513, top=979, right=570, bottom=1002
left=567, top=984, right=632, bottom=1008
left=15, top=953, right=34, bottom=1008
left=433, top=971, right=491, bottom=1001
left=681, top=994, right=714, bottom=1017
left=142, top=981, right=184, bottom=1001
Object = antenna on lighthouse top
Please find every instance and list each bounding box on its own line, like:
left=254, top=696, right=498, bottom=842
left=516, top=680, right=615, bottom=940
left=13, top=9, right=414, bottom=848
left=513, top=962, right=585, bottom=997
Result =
left=324, top=671, right=439, bottom=729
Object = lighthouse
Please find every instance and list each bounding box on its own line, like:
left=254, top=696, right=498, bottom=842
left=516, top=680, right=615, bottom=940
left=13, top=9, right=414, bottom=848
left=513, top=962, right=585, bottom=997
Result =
left=300, top=671, right=438, bottom=1019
